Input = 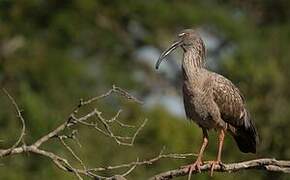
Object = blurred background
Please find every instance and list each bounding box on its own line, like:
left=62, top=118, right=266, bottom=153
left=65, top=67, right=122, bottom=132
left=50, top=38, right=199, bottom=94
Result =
left=1, top=0, right=290, bottom=179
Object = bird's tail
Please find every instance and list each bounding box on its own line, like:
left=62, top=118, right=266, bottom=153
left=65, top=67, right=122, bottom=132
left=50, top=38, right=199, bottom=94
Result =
left=229, top=111, right=259, bottom=153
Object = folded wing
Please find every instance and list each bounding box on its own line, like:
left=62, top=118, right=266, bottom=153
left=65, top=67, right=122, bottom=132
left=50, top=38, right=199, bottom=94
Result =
left=210, top=73, right=259, bottom=153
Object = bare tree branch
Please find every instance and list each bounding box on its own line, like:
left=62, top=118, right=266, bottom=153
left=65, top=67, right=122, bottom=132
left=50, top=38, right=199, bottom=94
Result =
left=88, top=148, right=196, bottom=172
left=149, top=158, right=290, bottom=180
left=0, top=86, right=148, bottom=179
left=0, top=86, right=195, bottom=180
left=59, top=136, right=86, bottom=170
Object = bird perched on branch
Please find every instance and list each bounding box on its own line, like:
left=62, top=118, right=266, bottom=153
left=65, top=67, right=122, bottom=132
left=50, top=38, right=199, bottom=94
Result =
left=155, top=29, right=259, bottom=176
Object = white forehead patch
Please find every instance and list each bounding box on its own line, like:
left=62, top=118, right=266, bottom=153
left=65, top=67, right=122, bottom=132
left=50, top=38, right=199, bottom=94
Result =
left=178, top=32, right=186, bottom=37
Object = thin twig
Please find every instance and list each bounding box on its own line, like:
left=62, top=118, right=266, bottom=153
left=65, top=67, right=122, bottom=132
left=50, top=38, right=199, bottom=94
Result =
left=121, top=159, right=138, bottom=177
left=59, top=136, right=86, bottom=170
left=75, top=108, right=148, bottom=146
left=2, top=89, right=26, bottom=151
left=89, top=149, right=196, bottom=172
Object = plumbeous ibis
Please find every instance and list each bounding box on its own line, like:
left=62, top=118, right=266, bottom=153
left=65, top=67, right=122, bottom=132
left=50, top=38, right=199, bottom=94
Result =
left=155, top=29, right=259, bottom=176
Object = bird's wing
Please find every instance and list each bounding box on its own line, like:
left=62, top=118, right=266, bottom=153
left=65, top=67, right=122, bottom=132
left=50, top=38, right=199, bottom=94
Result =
left=209, top=73, right=249, bottom=127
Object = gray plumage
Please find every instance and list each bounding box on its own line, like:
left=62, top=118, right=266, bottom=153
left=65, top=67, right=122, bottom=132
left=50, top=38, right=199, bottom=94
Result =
left=156, top=29, right=259, bottom=154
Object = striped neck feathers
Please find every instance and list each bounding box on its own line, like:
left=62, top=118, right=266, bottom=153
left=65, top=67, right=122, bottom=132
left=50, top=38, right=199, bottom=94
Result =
left=182, top=39, right=206, bottom=71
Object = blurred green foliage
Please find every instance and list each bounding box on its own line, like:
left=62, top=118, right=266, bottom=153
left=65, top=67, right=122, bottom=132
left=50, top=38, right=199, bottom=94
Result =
left=1, top=0, right=290, bottom=179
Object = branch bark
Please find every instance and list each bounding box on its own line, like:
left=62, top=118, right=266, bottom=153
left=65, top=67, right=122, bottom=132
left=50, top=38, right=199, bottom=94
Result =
left=149, top=158, right=290, bottom=180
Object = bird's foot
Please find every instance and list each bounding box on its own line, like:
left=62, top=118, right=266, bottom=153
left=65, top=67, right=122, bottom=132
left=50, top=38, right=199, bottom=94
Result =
left=205, top=160, right=223, bottom=176
left=181, top=159, right=203, bottom=180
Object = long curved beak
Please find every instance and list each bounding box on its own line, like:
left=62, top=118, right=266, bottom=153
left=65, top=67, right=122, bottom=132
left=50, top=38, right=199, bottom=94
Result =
left=155, top=40, right=182, bottom=69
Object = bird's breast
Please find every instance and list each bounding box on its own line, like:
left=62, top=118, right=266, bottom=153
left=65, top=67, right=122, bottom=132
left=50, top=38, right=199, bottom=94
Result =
left=182, top=81, right=217, bottom=129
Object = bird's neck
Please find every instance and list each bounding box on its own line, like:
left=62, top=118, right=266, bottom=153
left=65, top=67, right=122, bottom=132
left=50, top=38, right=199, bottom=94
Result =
left=182, top=47, right=206, bottom=82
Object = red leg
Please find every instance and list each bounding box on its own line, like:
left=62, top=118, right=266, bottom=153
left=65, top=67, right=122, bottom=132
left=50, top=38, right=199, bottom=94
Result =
left=209, top=128, right=225, bottom=176
left=183, top=129, right=208, bottom=179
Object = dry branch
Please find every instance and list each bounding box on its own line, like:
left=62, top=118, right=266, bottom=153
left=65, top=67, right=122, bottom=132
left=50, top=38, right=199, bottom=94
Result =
left=0, top=86, right=149, bottom=179
left=0, top=86, right=196, bottom=180
left=149, top=158, right=290, bottom=180
left=88, top=147, right=196, bottom=172
left=2, top=88, right=26, bottom=152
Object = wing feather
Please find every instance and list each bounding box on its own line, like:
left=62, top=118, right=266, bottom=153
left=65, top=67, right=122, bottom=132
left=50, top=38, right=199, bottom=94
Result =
left=210, top=73, right=247, bottom=127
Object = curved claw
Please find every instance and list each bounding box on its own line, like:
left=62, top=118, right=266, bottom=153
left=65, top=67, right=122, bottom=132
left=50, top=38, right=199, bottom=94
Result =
left=206, top=160, right=223, bottom=176
left=181, top=159, right=203, bottom=180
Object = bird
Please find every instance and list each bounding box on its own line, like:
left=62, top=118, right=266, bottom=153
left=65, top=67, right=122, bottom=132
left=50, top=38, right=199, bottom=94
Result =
left=155, top=29, right=259, bottom=176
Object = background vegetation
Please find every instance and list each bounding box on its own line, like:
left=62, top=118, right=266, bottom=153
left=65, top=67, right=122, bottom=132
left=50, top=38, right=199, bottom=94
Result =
left=1, top=0, right=290, bottom=179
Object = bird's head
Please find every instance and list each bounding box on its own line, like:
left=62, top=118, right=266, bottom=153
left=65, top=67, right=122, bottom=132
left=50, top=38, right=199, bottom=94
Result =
left=155, top=29, right=203, bottom=69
